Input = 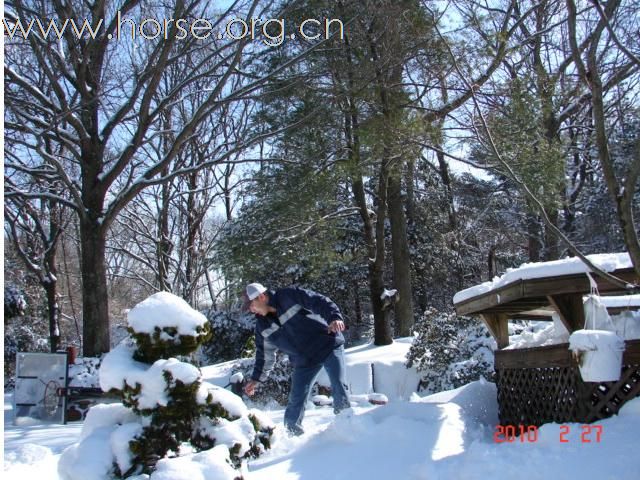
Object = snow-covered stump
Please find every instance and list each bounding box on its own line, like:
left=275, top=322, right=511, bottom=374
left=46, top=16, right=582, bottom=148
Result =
left=59, top=292, right=274, bottom=480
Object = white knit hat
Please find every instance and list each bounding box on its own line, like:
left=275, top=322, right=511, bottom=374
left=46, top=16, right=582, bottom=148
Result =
left=246, top=282, right=267, bottom=300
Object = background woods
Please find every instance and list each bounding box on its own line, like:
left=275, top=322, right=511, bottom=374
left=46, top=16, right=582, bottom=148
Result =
left=4, top=0, right=639, bottom=370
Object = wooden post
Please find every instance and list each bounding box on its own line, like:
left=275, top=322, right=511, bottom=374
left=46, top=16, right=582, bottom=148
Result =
left=547, top=294, right=585, bottom=333
left=479, top=313, right=509, bottom=349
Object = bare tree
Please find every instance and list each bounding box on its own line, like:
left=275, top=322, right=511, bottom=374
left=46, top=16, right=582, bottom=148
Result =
left=4, top=0, right=315, bottom=355
left=434, top=0, right=639, bottom=288
left=419, top=0, right=639, bottom=285
left=567, top=0, right=640, bottom=275
left=109, top=75, right=252, bottom=308
left=4, top=175, right=71, bottom=352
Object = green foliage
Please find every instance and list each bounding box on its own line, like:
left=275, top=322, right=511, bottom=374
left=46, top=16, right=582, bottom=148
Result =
left=190, top=399, right=236, bottom=452
left=120, top=375, right=203, bottom=475
left=406, top=308, right=496, bottom=394
left=248, top=413, right=275, bottom=452
left=125, top=424, right=179, bottom=477
left=120, top=382, right=142, bottom=411
left=478, top=78, right=565, bottom=211
left=104, top=295, right=273, bottom=478
left=242, top=336, right=256, bottom=359
left=201, top=395, right=238, bottom=421
left=128, top=323, right=212, bottom=363
left=231, top=355, right=294, bottom=406
left=191, top=393, right=274, bottom=467
left=201, top=310, right=256, bottom=364
left=216, top=161, right=346, bottom=280
left=4, top=285, right=27, bottom=319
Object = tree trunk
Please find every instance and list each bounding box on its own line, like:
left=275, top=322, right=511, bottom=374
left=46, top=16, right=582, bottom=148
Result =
left=488, top=245, right=498, bottom=280
left=436, top=148, right=457, bottom=231
left=372, top=160, right=393, bottom=346
left=80, top=219, right=111, bottom=356
left=45, top=199, right=61, bottom=352
left=352, top=278, right=362, bottom=342
left=370, top=260, right=392, bottom=345
left=369, top=30, right=412, bottom=340
left=184, top=171, right=198, bottom=304
left=44, top=280, right=60, bottom=353
left=388, top=168, right=415, bottom=337
left=351, top=171, right=392, bottom=345
left=543, top=210, right=560, bottom=260
left=405, top=158, right=416, bottom=225
left=157, top=176, right=171, bottom=292
left=526, top=210, right=542, bottom=262
left=338, top=16, right=392, bottom=345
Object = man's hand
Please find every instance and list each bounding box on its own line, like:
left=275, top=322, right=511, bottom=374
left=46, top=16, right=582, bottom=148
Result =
left=243, top=380, right=259, bottom=397
left=328, top=320, right=345, bottom=334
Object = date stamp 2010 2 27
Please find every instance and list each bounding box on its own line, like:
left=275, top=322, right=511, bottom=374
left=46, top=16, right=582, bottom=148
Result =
left=493, top=424, right=603, bottom=443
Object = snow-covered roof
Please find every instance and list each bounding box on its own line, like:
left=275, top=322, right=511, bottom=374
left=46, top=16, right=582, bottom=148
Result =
left=453, top=252, right=633, bottom=304
left=600, top=294, right=640, bottom=308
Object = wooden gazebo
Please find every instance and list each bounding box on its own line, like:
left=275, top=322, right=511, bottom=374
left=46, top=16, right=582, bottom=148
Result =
left=454, top=259, right=640, bottom=426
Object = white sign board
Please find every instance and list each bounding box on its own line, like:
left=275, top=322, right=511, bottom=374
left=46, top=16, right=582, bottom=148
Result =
left=14, top=352, right=68, bottom=423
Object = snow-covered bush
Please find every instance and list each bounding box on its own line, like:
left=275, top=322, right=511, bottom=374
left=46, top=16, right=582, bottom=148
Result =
left=230, top=354, right=294, bottom=406
left=68, top=357, right=102, bottom=388
left=201, top=309, right=294, bottom=407
left=406, top=308, right=496, bottom=394
left=4, top=324, right=50, bottom=389
left=200, top=310, right=255, bottom=365
left=4, top=285, right=49, bottom=389
left=4, top=283, right=51, bottom=389
left=126, top=293, right=213, bottom=363
left=4, top=285, right=27, bottom=319
left=59, top=292, right=274, bottom=480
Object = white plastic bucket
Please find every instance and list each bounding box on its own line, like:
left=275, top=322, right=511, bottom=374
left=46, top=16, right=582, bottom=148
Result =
left=569, top=329, right=625, bottom=382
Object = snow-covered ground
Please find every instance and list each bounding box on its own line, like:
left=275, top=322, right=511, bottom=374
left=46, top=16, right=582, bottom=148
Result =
left=4, top=339, right=640, bottom=480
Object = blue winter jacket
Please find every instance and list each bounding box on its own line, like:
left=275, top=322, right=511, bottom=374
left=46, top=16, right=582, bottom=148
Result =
left=250, top=287, right=345, bottom=382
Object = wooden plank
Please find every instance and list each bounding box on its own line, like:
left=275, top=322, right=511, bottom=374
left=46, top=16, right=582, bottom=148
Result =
left=479, top=298, right=550, bottom=313
left=495, top=343, right=574, bottom=369
left=479, top=313, right=509, bottom=349
left=547, top=294, right=585, bottom=333
left=454, top=268, right=639, bottom=316
left=511, top=308, right=555, bottom=321
left=511, top=313, right=554, bottom=321
left=454, top=281, right=524, bottom=315
left=517, top=308, right=555, bottom=317
left=523, top=269, right=638, bottom=297
left=524, top=275, right=592, bottom=297
left=495, top=340, right=640, bottom=369
left=623, top=339, right=640, bottom=364
left=595, top=269, right=639, bottom=292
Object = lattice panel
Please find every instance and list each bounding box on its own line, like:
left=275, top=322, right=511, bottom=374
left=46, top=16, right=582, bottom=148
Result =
left=498, top=366, right=580, bottom=426
left=497, top=362, right=640, bottom=426
left=583, top=364, right=640, bottom=422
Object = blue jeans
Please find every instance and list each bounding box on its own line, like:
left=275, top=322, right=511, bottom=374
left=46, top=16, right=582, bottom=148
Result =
left=284, top=345, right=350, bottom=435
